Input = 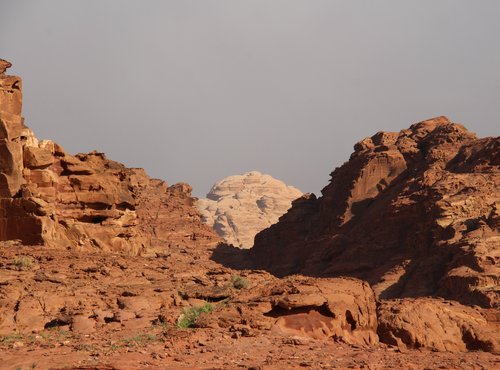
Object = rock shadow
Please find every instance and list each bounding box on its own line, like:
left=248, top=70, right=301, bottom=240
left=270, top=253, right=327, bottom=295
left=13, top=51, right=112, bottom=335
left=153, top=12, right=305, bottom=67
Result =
left=210, top=242, right=254, bottom=270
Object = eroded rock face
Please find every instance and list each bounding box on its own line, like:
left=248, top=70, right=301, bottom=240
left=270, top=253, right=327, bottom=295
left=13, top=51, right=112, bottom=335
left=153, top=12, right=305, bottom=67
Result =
left=265, top=276, right=379, bottom=346
left=184, top=274, right=378, bottom=346
left=197, top=171, right=302, bottom=248
left=0, top=60, right=219, bottom=254
left=251, top=117, right=499, bottom=308
left=378, top=298, right=499, bottom=353
left=0, top=59, right=22, bottom=117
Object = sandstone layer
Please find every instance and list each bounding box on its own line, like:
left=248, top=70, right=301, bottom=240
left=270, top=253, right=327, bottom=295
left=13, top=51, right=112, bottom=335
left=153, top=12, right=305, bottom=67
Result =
left=197, top=171, right=302, bottom=248
left=0, top=61, right=219, bottom=255
left=251, top=117, right=499, bottom=309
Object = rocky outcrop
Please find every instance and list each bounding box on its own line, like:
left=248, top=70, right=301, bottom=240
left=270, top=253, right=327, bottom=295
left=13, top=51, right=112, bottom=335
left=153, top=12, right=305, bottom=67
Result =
left=378, top=298, right=499, bottom=353
left=251, top=117, right=499, bottom=308
left=264, top=276, right=379, bottom=346
left=0, top=59, right=24, bottom=198
left=134, top=177, right=218, bottom=256
left=170, top=272, right=379, bottom=346
left=0, top=60, right=219, bottom=254
left=197, top=171, right=302, bottom=248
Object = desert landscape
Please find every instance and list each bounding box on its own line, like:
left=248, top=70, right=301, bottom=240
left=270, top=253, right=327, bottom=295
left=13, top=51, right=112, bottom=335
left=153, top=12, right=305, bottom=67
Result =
left=0, top=58, right=498, bottom=369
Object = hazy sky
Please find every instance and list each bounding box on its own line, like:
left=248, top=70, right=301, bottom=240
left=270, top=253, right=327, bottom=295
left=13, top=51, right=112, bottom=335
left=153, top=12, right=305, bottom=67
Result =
left=1, top=1, right=499, bottom=197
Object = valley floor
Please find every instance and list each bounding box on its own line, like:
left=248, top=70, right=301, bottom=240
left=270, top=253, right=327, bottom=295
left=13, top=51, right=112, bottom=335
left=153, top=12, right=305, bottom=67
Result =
left=0, top=245, right=497, bottom=370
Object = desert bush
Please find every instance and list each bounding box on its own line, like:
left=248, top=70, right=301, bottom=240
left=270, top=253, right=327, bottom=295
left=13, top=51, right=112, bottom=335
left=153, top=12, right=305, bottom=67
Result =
left=231, top=275, right=249, bottom=290
left=177, top=303, right=214, bottom=329
left=1, top=332, right=23, bottom=344
left=13, top=256, right=34, bottom=270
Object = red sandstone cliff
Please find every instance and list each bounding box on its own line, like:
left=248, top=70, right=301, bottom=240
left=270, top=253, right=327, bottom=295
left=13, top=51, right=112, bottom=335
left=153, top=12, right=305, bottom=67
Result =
left=0, top=60, right=219, bottom=254
left=251, top=117, right=499, bottom=308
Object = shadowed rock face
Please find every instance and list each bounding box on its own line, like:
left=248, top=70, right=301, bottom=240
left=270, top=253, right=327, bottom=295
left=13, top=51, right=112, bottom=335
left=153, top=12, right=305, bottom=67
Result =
left=197, top=171, right=302, bottom=248
left=251, top=117, right=499, bottom=308
left=0, top=60, right=219, bottom=254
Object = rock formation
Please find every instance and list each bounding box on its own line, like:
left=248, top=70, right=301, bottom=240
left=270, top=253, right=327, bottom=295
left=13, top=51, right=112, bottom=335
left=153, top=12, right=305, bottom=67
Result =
left=197, top=171, right=302, bottom=248
left=245, top=117, right=499, bottom=354
left=251, top=117, right=499, bottom=309
left=0, top=60, right=498, bottom=368
left=377, top=298, right=499, bottom=353
left=0, top=60, right=219, bottom=254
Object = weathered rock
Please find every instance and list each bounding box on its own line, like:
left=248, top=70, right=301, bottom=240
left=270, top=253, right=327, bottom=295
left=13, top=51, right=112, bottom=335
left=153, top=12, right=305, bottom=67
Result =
left=134, top=175, right=218, bottom=256
left=14, top=297, right=46, bottom=332
left=209, top=275, right=379, bottom=346
left=251, top=117, right=499, bottom=308
left=378, top=298, right=499, bottom=353
left=71, top=315, right=96, bottom=334
left=0, top=138, right=24, bottom=197
left=267, top=277, right=379, bottom=346
left=197, top=171, right=302, bottom=248
left=23, top=146, right=53, bottom=169
left=0, top=60, right=220, bottom=254
left=0, top=60, right=22, bottom=116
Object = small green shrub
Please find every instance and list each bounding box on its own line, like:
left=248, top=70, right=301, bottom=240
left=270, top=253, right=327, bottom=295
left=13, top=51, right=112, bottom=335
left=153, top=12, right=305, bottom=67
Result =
left=1, top=332, right=23, bottom=344
left=177, top=303, right=214, bottom=329
left=13, top=256, right=34, bottom=270
left=231, top=275, right=249, bottom=290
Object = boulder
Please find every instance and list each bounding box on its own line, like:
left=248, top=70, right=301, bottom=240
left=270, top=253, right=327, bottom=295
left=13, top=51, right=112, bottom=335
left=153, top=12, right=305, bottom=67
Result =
left=378, top=298, right=499, bottom=353
left=210, top=275, right=379, bottom=346
left=268, top=277, right=379, bottom=346
left=23, top=146, right=53, bottom=169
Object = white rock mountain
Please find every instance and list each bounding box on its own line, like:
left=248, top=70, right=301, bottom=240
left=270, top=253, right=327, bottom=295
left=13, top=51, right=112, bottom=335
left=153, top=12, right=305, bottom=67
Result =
left=197, top=171, right=302, bottom=248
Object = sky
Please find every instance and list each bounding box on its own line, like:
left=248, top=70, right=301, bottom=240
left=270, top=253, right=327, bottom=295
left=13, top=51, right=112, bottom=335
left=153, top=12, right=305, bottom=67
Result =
left=1, top=1, right=499, bottom=197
